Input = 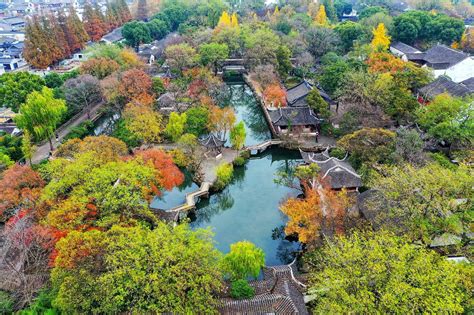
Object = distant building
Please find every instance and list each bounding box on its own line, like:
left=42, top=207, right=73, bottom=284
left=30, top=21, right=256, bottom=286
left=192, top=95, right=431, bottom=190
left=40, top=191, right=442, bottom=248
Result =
left=286, top=80, right=334, bottom=108
left=390, top=42, right=474, bottom=83
left=0, top=55, right=19, bottom=70
left=101, top=27, right=123, bottom=44
left=0, top=107, right=19, bottom=135
left=419, top=76, right=474, bottom=100
left=299, top=148, right=362, bottom=191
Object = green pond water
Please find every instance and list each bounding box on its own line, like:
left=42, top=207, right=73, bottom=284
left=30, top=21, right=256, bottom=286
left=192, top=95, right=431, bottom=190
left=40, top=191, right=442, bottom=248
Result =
left=156, top=82, right=301, bottom=265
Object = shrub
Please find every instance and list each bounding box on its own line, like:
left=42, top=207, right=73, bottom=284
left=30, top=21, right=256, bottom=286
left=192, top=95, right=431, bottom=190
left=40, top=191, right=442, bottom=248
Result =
left=169, top=148, right=189, bottom=167
left=233, top=156, right=245, bottom=166
left=222, top=241, right=265, bottom=280
left=230, top=279, right=255, bottom=300
left=64, top=120, right=94, bottom=141
left=240, top=150, right=250, bottom=159
left=429, top=152, right=456, bottom=171
left=215, top=163, right=233, bottom=190
left=112, top=119, right=141, bottom=149
left=0, top=291, right=13, bottom=314
left=329, top=147, right=346, bottom=159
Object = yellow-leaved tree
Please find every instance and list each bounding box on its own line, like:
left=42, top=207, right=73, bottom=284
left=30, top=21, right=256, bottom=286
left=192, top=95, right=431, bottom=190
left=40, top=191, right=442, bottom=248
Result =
left=217, top=11, right=231, bottom=28
left=315, top=4, right=329, bottom=26
left=371, top=23, right=391, bottom=51
left=230, top=12, right=239, bottom=28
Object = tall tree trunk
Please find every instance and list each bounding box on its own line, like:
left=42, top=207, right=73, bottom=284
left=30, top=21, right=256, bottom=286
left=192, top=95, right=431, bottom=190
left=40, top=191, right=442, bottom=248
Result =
left=48, top=137, right=54, bottom=151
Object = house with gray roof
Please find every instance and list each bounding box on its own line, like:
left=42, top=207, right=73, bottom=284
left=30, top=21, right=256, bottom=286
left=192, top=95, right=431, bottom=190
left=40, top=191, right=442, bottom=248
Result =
left=286, top=80, right=334, bottom=107
left=268, top=106, right=322, bottom=136
left=391, top=43, right=474, bottom=83
left=299, top=148, right=362, bottom=191
left=101, top=27, right=123, bottom=44
left=419, top=76, right=474, bottom=100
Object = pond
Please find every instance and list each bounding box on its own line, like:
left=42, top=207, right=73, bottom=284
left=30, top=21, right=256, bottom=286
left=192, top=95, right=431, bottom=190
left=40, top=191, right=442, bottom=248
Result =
left=150, top=169, right=198, bottom=210
left=225, top=83, right=271, bottom=146
left=190, top=147, right=302, bottom=266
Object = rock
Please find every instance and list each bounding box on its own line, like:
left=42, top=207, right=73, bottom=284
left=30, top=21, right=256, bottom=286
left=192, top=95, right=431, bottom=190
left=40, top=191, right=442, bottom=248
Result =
left=430, top=233, right=462, bottom=247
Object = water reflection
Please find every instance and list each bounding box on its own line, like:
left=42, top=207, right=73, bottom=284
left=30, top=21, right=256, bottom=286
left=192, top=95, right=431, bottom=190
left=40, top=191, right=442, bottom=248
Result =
left=225, top=83, right=271, bottom=145
left=190, top=148, right=302, bottom=265
left=150, top=169, right=199, bottom=210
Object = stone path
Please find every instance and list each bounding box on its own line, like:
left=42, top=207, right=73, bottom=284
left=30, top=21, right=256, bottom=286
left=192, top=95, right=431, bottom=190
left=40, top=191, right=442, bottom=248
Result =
left=32, top=102, right=105, bottom=164
left=200, top=148, right=239, bottom=183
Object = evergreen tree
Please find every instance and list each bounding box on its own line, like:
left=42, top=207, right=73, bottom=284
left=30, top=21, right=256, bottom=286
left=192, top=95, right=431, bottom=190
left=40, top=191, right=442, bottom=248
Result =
left=321, top=0, right=337, bottom=22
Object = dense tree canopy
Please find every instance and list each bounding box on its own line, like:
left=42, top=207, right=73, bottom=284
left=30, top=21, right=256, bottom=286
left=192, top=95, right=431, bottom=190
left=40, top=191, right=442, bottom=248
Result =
left=306, top=231, right=473, bottom=314
left=51, top=224, right=223, bottom=313
left=0, top=72, right=45, bottom=112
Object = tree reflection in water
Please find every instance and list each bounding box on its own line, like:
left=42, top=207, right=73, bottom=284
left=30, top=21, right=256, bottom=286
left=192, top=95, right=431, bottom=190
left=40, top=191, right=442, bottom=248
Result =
left=191, top=190, right=235, bottom=225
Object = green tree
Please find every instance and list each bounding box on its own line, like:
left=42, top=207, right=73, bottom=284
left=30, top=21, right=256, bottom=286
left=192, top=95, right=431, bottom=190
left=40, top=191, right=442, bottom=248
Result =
left=337, top=128, right=396, bottom=168
left=319, top=57, right=349, bottom=95
left=44, top=72, right=64, bottom=88
left=416, top=93, right=473, bottom=146
left=51, top=224, right=223, bottom=313
left=215, top=162, right=233, bottom=190
left=0, top=132, right=22, bottom=162
left=306, top=230, right=473, bottom=314
left=63, top=74, right=103, bottom=118
left=229, top=121, right=246, bottom=150
left=368, top=163, right=473, bottom=242
left=306, top=89, right=330, bottom=119
left=0, top=72, right=45, bottom=112
left=185, top=106, right=209, bottom=136
left=334, top=21, right=365, bottom=52
left=359, top=6, right=388, bottom=20
left=222, top=241, right=265, bottom=280
left=21, top=130, right=35, bottom=165
left=147, top=19, right=170, bottom=40
left=122, top=20, right=152, bottom=50
left=15, top=87, right=67, bottom=151
left=152, top=77, right=165, bottom=96
left=304, top=26, right=341, bottom=59
left=199, top=43, right=229, bottom=74
left=165, top=112, right=187, bottom=142
left=276, top=45, right=292, bottom=79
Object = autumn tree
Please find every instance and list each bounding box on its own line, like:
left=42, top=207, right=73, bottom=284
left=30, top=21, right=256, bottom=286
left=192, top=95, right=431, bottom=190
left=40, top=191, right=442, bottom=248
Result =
left=123, top=102, right=162, bottom=144
left=54, top=135, right=127, bottom=161
left=229, top=121, right=246, bottom=150
left=164, top=43, right=198, bottom=74
left=0, top=164, right=44, bottom=222
left=314, top=4, right=329, bottom=26
left=83, top=3, right=107, bottom=41
left=62, top=7, right=89, bottom=52
left=305, top=231, right=473, bottom=314
left=264, top=84, right=287, bottom=107
left=64, top=74, right=103, bottom=118
left=135, top=0, right=148, bottom=20
left=23, top=16, right=54, bottom=69
left=208, top=105, right=236, bottom=139
left=15, top=87, right=67, bottom=151
left=51, top=224, right=223, bottom=313
left=118, top=68, right=153, bottom=103
left=80, top=57, right=120, bottom=79
left=165, top=112, right=187, bottom=142
left=371, top=23, right=391, bottom=51
left=135, top=149, right=184, bottom=191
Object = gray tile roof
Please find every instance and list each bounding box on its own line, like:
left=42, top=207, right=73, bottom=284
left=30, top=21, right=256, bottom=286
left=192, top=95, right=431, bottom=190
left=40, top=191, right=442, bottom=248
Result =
left=199, top=133, right=225, bottom=148
left=268, top=107, right=322, bottom=127
left=101, top=27, right=122, bottom=42
left=285, top=80, right=334, bottom=107
left=422, top=45, right=469, bottom=69
left=461, top=77, right=474, bottom=91
left=218, top=264, right=308, bottom=314
left=419, top=76, right=473, bottom=99
left=391, top=41, right=421, bottom=54
left=300, top=149, right=362, bottom=189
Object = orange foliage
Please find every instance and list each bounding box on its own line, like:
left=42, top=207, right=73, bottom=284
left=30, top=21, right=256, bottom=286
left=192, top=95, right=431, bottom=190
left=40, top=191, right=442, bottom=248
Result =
left=55, top=135, right=128, bottom=161
left=280, top=186, right=348, bottom=244
left=80, top=57, right=120, bottom=79
left=135, top=149, right=184, bottom=192
left=0, top=165, right=44, bottom=222
left=264, top=84, right=287, bottom=107
left=119, top=68, right=153, bottom=102
left=366, top=52, right=406, bottom=74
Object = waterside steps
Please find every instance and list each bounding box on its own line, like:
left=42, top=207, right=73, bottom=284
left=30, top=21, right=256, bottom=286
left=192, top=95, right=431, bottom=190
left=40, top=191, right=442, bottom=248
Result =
left=154, top=181, right=211, bottom=222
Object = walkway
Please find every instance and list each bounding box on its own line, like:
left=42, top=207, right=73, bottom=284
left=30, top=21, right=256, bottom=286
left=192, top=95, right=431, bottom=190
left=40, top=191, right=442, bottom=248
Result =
left=200, top=148, right=239, bottom=183
left=246, top=139, right=282, bottom=153
left=32, top=102, right=104, bottom=164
